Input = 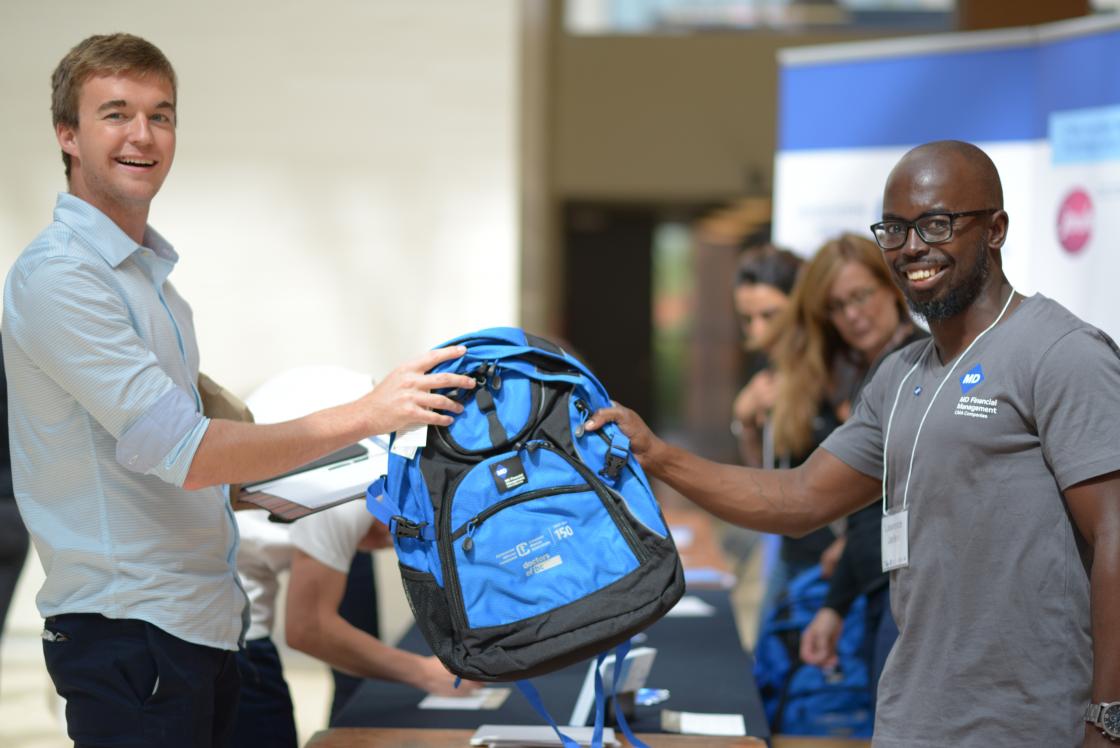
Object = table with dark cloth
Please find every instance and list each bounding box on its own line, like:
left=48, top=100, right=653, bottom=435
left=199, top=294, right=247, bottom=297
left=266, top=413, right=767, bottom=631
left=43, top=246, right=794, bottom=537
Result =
left=331, top=587, right=769, bottom=740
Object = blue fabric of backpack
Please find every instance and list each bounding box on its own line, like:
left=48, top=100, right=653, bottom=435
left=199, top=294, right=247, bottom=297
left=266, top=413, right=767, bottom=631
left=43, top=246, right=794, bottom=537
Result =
left=753, top=565, right=874, bottom=738
left=365, top=327, right=685, bottom=683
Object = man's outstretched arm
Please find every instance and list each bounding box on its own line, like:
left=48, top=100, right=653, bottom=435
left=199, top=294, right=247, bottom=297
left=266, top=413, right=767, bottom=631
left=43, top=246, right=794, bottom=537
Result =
left=183, top=346, right=475, bottom=490
left=586, top=403, right=879, bottom=536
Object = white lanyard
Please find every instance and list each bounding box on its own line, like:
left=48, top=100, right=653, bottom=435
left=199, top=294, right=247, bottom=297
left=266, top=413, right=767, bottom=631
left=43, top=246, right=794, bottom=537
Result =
left=881, top=289, right=1016, bottom=516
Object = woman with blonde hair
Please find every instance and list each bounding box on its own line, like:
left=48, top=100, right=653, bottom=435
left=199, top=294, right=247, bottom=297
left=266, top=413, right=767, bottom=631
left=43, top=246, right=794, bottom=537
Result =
left=768, top=233, right=913, bottom=458
left=746, top=234, right=921, bottom=676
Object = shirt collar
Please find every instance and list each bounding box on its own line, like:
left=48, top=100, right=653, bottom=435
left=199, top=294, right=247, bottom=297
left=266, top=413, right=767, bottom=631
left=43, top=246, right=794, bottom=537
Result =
left=53, top=192, right=179, bottom=269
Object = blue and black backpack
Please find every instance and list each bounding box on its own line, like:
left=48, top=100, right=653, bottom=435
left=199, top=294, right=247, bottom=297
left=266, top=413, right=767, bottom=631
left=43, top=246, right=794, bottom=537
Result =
left=753, top=565, right=874, bottom=738
left=365, top=327, right=685, bottom=688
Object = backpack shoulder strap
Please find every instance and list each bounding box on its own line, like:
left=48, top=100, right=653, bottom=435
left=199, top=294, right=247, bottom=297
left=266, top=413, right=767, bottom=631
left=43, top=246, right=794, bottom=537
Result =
left=514, top=681, right=582, bottom=748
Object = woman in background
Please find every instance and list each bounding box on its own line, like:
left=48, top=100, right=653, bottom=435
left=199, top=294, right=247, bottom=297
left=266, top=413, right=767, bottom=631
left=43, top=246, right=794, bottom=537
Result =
left=790, top=237, right=926, bottom=703
left=723, top=246, right=802, bottom=569
left=748, top=234, right=916, bottom=641
left=730, top=245, right=803, bottom=467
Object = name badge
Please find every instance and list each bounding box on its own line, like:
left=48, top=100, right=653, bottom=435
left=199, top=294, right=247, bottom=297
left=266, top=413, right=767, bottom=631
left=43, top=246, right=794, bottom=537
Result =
left=881, top=509, right=909, bottom=571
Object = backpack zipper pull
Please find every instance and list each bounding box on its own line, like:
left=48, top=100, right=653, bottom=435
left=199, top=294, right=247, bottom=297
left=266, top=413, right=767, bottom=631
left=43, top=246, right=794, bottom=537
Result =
left=476, top=385, right=496, bottom=413
left=462, top=519, right=478, bottom=553
left=470, top=364, right=488, bottom=389
left=487, top=362, right=502, bottom=391
left=574, top=399, right=590, bottom=437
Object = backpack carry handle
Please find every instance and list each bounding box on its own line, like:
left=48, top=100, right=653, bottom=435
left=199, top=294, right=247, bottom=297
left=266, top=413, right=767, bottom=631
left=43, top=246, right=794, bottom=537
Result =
left=432, top=335, right=614, bottom=409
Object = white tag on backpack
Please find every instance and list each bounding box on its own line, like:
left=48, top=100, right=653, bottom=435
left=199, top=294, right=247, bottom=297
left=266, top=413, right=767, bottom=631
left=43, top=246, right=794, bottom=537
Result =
left=881, top=509, right=909, bottom=571
left=390, top=424, right=428, bottom=459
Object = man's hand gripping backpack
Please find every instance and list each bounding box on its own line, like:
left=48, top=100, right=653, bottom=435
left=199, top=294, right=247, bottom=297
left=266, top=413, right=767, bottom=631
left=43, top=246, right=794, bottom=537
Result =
left=367, top=328, right=683, bottom=687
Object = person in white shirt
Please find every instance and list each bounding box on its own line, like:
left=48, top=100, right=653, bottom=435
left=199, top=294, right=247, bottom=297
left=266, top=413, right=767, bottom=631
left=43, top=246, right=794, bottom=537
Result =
left=232, top=368, right=479, bottom=746
left=233, top=505, right=476, bottom=746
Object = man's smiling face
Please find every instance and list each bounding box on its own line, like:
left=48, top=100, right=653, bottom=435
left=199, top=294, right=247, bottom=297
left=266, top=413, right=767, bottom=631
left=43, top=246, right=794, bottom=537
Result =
left=881, top=152, right=1000, bottom=323
left=56, top=72, right=176, bottom=217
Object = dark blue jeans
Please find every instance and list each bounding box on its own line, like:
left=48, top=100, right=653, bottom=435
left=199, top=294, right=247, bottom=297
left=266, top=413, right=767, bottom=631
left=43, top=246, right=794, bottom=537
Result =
left=42, top=614, right=240, bottom=748
left=231, top=552, right=378, bottom=740
left=232, top=637, right=298, bottom=748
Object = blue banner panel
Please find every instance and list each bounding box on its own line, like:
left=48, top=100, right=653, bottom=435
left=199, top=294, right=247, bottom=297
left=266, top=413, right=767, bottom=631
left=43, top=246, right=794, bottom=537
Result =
left=1037, top=28, right=1120, bottom=117
left=778, top=26, right=1120, bottom=151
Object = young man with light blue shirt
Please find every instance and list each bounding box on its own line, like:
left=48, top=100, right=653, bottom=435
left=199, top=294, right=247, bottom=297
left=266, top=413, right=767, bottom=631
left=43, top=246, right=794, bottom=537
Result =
left=2, top=33, right=474, bottom=748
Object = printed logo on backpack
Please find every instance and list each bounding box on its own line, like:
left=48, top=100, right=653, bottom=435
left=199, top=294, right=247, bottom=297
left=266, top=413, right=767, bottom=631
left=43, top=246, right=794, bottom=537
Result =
left=365, top=327, right=685, bottom=683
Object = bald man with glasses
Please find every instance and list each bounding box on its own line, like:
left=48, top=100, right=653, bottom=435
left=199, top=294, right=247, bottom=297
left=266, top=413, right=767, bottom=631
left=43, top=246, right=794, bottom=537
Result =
left=588, top=141, right=1120, bottom=748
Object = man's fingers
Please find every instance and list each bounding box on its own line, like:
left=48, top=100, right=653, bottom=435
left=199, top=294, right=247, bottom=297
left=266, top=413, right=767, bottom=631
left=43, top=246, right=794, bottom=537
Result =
left=585, top=406, right=625, bottom=432
left=420, top=410, right=455, bottom=427
left=457, top=679, right=483, bottom=693
left=421, top=393, right=464, bottom=414
left=414, top=345, right=468, bottom=371
left=404, top=408, right=455, bottom=428
left=423, top=372, right=477, bottom=392
left=800, top=633, right=820, bottom=664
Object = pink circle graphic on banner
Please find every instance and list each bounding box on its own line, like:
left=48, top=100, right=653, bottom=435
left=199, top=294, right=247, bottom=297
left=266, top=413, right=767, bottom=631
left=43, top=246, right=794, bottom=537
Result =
left=1057, top=188, right=1093, bottom=255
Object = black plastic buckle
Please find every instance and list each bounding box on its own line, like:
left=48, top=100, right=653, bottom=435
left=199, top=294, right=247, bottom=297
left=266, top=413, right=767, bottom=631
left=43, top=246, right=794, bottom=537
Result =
left=600, top=452, right=626, bottom=481
left=391, top=516, right=427, bottom=539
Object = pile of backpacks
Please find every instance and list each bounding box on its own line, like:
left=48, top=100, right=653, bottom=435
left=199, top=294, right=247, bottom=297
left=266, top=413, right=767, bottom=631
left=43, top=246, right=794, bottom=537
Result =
left=753, top=565, right=874, bottom=738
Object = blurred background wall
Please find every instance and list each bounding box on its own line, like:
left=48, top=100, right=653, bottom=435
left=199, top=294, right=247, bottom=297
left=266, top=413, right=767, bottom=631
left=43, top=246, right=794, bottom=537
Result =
left=0, top=1, right=523, bottom=399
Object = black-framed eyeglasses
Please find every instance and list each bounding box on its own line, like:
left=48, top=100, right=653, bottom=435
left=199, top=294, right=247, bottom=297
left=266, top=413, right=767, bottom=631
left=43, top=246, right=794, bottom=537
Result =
left=824, top=285, right=881, bottom=318
left=870, top=209, right=997, bottom=251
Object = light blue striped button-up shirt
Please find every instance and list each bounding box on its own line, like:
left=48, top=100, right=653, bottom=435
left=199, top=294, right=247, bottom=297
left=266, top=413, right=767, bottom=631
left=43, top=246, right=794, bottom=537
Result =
left=2, top=193, right=247, bottom=650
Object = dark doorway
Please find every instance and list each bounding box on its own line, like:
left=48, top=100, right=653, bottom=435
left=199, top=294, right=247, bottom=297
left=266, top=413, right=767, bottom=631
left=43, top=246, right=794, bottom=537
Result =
left=561, top=202, right=655, bottom=422
left=560, top=200, right=761, bottom=464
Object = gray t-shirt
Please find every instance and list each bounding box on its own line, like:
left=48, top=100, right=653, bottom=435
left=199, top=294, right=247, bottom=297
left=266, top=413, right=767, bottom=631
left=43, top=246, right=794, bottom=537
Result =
left=822, top=294, right=1120, bottom=748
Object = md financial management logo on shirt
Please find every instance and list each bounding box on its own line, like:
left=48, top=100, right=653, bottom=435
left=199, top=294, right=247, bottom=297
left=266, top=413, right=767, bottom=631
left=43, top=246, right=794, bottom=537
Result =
left=955, top=363, right=999, bottom=419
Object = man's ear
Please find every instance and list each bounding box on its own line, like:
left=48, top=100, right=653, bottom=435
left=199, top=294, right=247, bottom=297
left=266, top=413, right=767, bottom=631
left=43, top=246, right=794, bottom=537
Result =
left=56, top=122, right=79, bottom=159
left=988, top=209, right=1009, bottom=250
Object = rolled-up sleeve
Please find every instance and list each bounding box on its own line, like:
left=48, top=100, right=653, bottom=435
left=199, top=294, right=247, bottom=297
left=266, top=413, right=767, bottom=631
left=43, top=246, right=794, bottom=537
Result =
left=116, top=386, right=211, bottom=486
left=7, top=256, right=206, bottom=487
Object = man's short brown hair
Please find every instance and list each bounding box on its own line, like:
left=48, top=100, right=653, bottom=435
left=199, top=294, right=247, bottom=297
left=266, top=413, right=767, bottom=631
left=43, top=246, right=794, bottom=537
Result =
left=51, top=33, right=177, bottom=179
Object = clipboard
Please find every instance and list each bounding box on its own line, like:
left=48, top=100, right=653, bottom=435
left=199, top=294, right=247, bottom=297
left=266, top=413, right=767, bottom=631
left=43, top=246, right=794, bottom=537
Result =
left=239, top=436, right=389, bottom=521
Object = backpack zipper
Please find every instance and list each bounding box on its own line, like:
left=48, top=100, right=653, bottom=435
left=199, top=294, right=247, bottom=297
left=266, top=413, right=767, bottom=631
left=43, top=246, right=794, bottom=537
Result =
left=437, top=453, right=569, bottom=633
left=439, top=441, right=647, bottom=634
left=435, top=366, right=546, bottom=457
left=451, top=484, right=589, bottom=552
left=439, top=476, right=471, bottom=635
left=528, top=441, right=648, bottom=563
